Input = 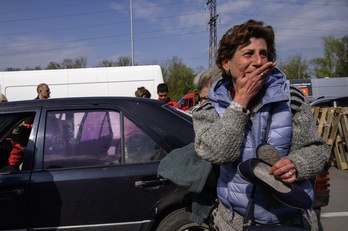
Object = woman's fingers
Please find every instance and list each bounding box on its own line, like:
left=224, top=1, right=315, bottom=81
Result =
left=268, top=158, right=297, bottom=183
left=256, top=62, right=276, bottom=78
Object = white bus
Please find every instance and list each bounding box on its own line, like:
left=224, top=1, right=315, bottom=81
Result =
left=0, top=65, right=163, bottom=101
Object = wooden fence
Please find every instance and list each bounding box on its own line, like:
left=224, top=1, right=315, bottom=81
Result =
left=312, top=107, right=348, bottom=170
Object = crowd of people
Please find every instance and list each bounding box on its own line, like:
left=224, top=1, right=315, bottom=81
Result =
left=0, top=18, right=329, bottom=231
left=1, top=82, right=51, bottom=103
left=135, top=83, right=179, bottom=108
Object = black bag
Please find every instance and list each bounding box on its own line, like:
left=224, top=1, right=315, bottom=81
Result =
left=242, top=185, right=306, bottom=231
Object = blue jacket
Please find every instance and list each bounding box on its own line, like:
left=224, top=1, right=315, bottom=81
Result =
left=208, top=67, right=314, bottom=224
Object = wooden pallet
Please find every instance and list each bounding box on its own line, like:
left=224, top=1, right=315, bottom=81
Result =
left=312, top=107, right=348, bottom=170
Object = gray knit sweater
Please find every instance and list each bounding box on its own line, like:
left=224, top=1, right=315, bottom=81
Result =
left=192, top=86, right=329, bottom=181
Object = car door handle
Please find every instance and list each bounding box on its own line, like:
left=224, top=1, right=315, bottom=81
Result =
left=0, top=189, right=24, bottom=196
left=135, top=178, right=170, bottom=187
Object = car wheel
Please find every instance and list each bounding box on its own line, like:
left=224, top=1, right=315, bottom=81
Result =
left=155, top=207, right=209, bottom=231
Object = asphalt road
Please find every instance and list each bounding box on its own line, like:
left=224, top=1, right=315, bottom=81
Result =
left=320, top=167, right=348, bottom=231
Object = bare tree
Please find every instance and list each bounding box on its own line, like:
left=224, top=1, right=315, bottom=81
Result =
left=4, top=67, right=21, bottom=71
left=115, top=56, right=132, bottom=66
left=73, top=56, right=87, bottom=68
left=46, top=62, right=61, bottom=69
left=97, top=59, right=115, bottom=67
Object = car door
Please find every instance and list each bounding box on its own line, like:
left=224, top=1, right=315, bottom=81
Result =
left=27, top=106, right=179, bottom=230
left=0, top=110, right=39, bottom=230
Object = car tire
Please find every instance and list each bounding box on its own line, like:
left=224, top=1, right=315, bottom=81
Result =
left=155, top=207, right=209, bottom=231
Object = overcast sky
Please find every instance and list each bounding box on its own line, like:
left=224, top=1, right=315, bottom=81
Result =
left=0, top=0, right=347, bottom=71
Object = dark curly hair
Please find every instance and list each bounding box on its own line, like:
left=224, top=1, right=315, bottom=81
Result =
left=215, top=19, right=276, bottom=76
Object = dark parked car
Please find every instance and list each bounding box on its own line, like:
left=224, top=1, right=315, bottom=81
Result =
left=0, top=97, right=329, bottom=230
left=0, top=97, right=208, bottom=231
left=310, top=95, right=348, bottom=107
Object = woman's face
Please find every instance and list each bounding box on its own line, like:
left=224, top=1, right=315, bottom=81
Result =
left=222, top=37, right=269, bottom=79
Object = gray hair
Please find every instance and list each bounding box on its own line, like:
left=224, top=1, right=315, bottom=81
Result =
left=194, top=65, right=222, bottom=91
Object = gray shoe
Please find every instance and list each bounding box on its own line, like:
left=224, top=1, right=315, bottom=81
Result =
left=238, top=158, right=313, bottom=209
left=257, top=144, right=280, bottom=166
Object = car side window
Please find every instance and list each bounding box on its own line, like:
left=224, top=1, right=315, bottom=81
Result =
left=124, top=116, right=166, bottom=164
left=44, top=110, right=119, bottom=169
left=0, top=113, right=35, bottom=173
left=44, top=109, right=166, bottom=169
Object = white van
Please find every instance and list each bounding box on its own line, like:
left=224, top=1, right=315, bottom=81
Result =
left=289, top=77, right=348, bottom=99
left=0, top=65, right=163, bottom=101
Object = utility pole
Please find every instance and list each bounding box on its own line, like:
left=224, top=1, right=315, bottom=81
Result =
left=206, top=0, right=218, bottom=67
left=130, top=0, right=134, bottom=66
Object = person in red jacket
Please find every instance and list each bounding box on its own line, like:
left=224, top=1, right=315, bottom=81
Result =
left=156, top=83, right=179, bottom=108
left=7, top=124, right=32, bottom=171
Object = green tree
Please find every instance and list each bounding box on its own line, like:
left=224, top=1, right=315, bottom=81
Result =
left=160, top=59, right=171, bottom=82
left=309, top=57, right=332, bottom=78
left=335, top=35, right=348, bottom=76
left=164, top=56, right=195, bottom=101
left=278, top=54, right=310, bottom=79
left=310, top=35, right=348, bottom=78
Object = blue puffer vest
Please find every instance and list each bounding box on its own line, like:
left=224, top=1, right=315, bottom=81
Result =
left=208, top=68, right=314, bottom=224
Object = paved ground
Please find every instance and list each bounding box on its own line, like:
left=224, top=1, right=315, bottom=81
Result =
left=320, top=167, right=348, bottom=231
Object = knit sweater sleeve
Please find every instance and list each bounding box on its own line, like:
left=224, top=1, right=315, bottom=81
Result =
left=285, top=86, right=330, bottom=180
left=192, top=101, right=249, bottom=164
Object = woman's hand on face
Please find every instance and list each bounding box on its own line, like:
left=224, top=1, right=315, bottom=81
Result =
left=233, top=61, right=276, bottom=108
left=268, top=158, right=297, bottom=183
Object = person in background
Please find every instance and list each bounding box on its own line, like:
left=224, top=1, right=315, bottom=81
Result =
left=0, top=93, right=8, bottom=102
left=135, top=86, right=151, bottom=98
left=0, top=123, right=32, bottom=173
left=190, top=66, right=222, bottom=112
left=157, top=83, right=179, bottom=108
left=192, top=19, right=329, bottom=230
left=35, top=83, right=51, bottom=100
